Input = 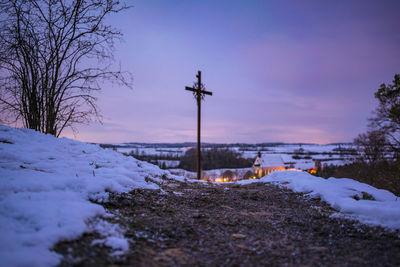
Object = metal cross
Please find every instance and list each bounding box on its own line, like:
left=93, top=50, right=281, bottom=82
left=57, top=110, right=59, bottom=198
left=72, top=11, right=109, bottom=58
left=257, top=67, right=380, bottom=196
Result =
left=185, top=71, right=213, bottom=180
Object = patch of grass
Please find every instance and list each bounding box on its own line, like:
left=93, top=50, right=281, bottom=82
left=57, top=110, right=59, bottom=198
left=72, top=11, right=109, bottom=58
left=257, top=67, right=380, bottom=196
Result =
left=352, top=192, right=375, bottom=201
left=361, top=191, right=375, bottom=200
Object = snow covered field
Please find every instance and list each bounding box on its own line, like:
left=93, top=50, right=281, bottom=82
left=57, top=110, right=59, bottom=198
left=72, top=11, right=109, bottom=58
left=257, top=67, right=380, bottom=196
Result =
left=115, top=143, right=354, bottom=170
left=238, top=171, right=400, bottom=230
left=0, top=125, right=169, bottom=266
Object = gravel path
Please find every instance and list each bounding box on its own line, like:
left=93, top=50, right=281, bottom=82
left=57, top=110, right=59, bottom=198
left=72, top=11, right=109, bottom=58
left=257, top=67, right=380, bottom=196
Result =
left=55, top=178, right=400, bottom=266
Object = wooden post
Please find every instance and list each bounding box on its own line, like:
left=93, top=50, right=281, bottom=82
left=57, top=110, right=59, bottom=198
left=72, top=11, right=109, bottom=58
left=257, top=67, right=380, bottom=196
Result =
left=185, top=71, right=212, bottom=180
left=196, top=72, right=201, bottom=180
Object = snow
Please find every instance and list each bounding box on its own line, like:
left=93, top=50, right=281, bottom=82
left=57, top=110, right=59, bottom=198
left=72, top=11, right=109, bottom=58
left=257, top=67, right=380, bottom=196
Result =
left=255, top=154, right=284, bottom=167
left=0, top=125, right=170, bottom=266
left=238, top=171, right=400, bottom=230
left=157, top=159, right=180, bottom=168
left=90, top=218, right=130, bottom=256
left=292, top=161, right=315, bottom=170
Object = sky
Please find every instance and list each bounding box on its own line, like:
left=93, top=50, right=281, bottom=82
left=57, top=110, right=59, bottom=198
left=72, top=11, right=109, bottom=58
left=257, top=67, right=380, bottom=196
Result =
left=62, top=0, right=400, bottom=144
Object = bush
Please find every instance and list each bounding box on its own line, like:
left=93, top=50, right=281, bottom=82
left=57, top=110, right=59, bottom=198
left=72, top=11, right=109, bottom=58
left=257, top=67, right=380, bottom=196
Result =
left=222, top=170, right=234, bottom=179
left=333, top=161, right=400, bottom=196
left=243, top=171, right=255, bottom=180
left=315, top=164, right=337, bottom=178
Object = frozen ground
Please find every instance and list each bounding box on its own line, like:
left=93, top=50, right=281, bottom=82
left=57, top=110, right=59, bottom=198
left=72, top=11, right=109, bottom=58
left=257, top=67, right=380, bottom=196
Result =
left=0, top=125, right=171, bottom=266
left=65, top=175, right=399, bottom=266
left=238, top=171, right=400, bottom=230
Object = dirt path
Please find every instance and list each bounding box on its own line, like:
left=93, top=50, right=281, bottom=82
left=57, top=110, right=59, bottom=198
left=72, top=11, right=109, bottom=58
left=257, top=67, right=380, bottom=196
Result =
left=55, top=178, right=400, bottom=266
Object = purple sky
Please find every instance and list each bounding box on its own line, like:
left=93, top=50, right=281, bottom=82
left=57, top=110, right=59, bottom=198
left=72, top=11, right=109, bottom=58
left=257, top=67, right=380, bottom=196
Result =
left=62, top=0, right=400, bottom=144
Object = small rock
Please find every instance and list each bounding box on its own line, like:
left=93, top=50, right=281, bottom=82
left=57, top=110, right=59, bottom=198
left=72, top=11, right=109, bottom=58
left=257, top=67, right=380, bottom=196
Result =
left=192, top=212, right=204, bottom=218
left=232, top=233, right=247, bottom=239
left=162, top=248, right=187, bottom=263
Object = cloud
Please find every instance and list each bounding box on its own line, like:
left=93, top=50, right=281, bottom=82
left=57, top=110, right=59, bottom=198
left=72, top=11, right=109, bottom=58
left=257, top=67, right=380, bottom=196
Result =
left=61, top=1, right=400, bottom=144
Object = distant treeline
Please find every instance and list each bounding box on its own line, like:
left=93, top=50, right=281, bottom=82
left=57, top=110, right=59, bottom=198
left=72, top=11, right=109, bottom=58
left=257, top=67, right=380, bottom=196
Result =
left=126, top=150, right=180, bottom=162
left=292, top=147, right=357, bottom=160
left=178, top=148, right=253, bottom=171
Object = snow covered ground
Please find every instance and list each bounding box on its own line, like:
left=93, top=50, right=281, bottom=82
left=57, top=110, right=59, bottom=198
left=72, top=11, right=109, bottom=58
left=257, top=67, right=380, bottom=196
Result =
left=115, top=143, right=354, bottom=170
left=2, top=124, right=397, bottom=266
left=0, top=125, right=170, bottom=266
left=238, top=171, right=400, bottom=230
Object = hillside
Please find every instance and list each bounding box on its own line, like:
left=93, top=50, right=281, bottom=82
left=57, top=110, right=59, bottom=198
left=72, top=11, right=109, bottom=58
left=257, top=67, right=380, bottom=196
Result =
left=1, top=125, right=399, bottom=266
left=0, top=125, right=170, bottom=266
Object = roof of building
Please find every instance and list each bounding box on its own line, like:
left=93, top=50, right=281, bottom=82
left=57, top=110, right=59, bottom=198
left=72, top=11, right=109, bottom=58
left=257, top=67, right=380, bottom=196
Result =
left=254, top=154, right=284, bottom=167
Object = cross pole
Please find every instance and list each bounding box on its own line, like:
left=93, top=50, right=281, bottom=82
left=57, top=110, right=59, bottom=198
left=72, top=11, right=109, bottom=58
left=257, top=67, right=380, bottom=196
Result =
left=185, top=71, right=213, bottom=180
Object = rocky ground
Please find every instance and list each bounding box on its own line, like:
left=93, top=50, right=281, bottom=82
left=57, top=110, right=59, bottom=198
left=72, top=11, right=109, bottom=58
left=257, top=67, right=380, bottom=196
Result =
left=54, top=177, right=400, bottom=266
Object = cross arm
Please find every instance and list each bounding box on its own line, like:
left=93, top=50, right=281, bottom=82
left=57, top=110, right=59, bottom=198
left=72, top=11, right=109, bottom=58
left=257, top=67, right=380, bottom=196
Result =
left=185, top=86, right=213, bottom=96
left=185, top=86, right=196, bottom=92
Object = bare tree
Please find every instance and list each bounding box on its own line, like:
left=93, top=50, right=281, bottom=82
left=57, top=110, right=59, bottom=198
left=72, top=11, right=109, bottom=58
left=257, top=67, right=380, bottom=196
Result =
left=0, top=0, right=131, bottom=136
left=353, top=130, right=389, bottom=164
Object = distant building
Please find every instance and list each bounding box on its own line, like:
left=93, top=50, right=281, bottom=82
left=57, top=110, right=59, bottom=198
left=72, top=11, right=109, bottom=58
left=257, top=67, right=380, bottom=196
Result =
left=253, top=154, right=286, bottom=178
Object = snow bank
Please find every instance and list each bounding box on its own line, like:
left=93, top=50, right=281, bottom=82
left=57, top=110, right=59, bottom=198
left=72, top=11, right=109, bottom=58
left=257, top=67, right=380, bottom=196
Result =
left=0, top=125, right=167, bottom=266
left=238, top=171, right=400, bottom=230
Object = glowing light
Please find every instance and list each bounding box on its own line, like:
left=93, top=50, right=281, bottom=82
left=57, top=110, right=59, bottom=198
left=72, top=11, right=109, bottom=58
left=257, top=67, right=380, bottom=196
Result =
left=214, top=177, right=231, bottom=183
